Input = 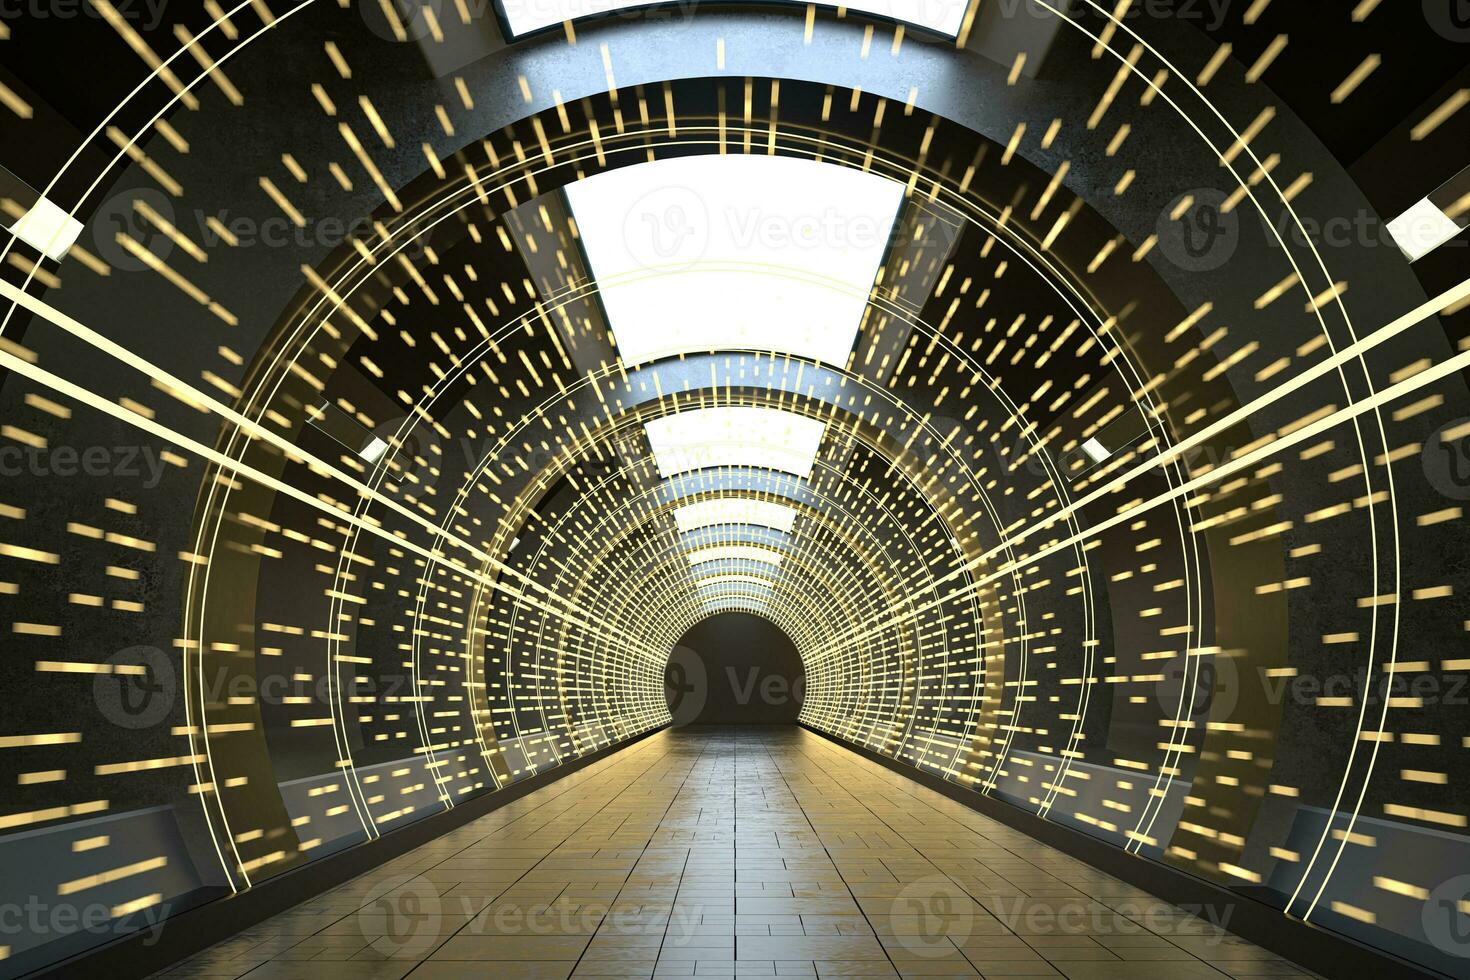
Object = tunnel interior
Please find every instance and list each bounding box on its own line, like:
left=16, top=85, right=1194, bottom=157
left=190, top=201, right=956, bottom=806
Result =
left=0, top=1, right=1468, bottom=978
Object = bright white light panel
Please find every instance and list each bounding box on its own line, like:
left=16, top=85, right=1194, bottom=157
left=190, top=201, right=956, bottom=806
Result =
left=566, top=154, right=904, bottom=369
left=645, top=407, right=825, bottom=479
left=1386, top=197, right=1465, bottom=262
left=673, top=498, right=798, bottom=534
left=8, top=195, right=83, bottom=261
left=694, top=572, right=778, bottom=589
left=686, top=544, right=785, bottom=567
left=500, top=0, right=967, bottom=40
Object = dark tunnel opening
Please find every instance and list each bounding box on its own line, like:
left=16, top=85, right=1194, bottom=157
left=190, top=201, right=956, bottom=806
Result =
left=664, top=613, right=806, bottom=726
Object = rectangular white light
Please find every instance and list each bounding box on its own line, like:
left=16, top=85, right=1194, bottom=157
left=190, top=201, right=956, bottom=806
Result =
left=646, top=406, right=824, bottom=479
left=1081, top=437, right=1110, bottom=464
left=686, top=545, right=785, bottom=568
left=704, top=596, right=767, bottom=613
left=8, top=196, right=83, bottom=261
left=500, top=0, right=966, bottom=40
left=1386, top=197, right=1465, bottom=262
left=360, top=436, right=390, bottom=463
left=673, top=498, right=798, bottom=534
left=695, top=573, right=777, bottom=589
left=566, top=154, right=904, bottom=369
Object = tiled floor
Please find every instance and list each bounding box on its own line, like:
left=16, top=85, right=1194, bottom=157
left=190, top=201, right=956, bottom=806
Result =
left=157, top=727, right=1317, bottom=980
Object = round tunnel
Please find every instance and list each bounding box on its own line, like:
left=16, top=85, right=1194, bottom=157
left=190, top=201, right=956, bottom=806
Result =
left=0, top=2, right=1468, bottom=978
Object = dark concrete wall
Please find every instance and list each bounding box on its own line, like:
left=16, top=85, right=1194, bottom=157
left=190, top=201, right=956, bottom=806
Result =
left=665, top=614, right=805, bottom=725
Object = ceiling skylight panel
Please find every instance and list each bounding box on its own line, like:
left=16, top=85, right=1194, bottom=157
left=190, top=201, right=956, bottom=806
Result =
left=702, top=596, right=769, bottom=614
left=499, top=0, right=966, bottom=41
left=673, top=498, right=798, bottom=534
left=694, top=573, right=778, bottom=589
left=646, top=407, right=825, bottom=479
left=565, top=154, right=904, bottom=369
left=686, top=545, right=785, bottom=567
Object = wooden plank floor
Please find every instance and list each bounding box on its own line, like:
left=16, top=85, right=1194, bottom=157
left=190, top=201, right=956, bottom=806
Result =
left=155, top=727, right=1317, bottom=980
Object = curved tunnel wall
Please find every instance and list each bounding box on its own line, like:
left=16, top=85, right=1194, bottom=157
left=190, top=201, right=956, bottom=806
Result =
left=0, top=2, right=1468, bottom=977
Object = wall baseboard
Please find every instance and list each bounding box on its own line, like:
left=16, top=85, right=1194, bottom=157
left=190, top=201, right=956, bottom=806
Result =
left=29, top=726, right=667, bottom=980
left=799, top=723, right=1443, bottom=980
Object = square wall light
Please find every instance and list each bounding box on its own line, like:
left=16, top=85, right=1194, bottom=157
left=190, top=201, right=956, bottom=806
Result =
left=8, top=195, right=83, bottom=261
left=1386, top=197, right=1465, bottom=262
left=1081, top=437, right=1110, bottom=464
